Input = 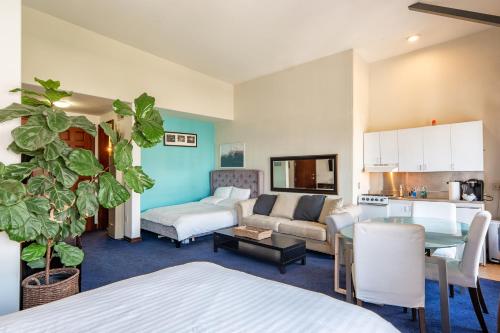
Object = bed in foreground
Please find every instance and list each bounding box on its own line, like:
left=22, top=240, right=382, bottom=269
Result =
left=0, top=262, right=397, bottom=333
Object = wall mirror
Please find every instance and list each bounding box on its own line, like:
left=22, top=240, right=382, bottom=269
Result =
left=270, top=154, right=337, bottom=195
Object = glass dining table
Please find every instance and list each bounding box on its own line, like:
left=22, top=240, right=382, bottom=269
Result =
left=339, top=217, right=470, bottom=333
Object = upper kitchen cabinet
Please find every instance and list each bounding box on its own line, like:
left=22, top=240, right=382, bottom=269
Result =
left=363, top=130, right=398, bottom=171
left=450, top=121, right=484, bottom=171
left=423, top=124, right=452, bottom=172
left=397, top=127, right=424, bottom=172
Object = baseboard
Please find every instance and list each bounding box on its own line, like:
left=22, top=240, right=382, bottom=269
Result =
left=124, top=236, right=142, bottom=243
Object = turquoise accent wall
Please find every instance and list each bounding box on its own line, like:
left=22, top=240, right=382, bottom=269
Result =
left=141, top=112, right=215, bottom=211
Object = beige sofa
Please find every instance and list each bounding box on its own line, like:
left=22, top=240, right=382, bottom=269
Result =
left=236, top=194, right=361, bottom=255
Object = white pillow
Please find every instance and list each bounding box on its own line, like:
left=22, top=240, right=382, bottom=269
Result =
left=230, top=187, right=251, bottom=200
left=213, top=186, right=233, bottom=199
left=200, top=196, right=225, bottom=205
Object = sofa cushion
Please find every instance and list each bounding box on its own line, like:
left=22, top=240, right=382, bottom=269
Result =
left=270, top=194, right=300, bottom=220
left=241, top=214, right=288, bottom=232
left=293, top=195, right=326, bottom=221
left=253, top=194, right=278, bottom=216
left=318, top=197, right=344, bottom=224
left=278, top=220, right=327, bottom=241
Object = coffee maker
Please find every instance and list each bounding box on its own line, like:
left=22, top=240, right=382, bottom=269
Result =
left=460, top=179, right=484, bottom=201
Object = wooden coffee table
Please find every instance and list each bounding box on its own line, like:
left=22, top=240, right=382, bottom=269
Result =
left=213, top=227, right=306, bottom=274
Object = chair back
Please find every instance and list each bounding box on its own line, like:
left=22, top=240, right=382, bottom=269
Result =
left=460, top=211, right=491, bottom=280
left=330, top=212, right=356, bottom=234
left=412, top=201, right=457, bottom=235
left=353, top=222, right=425, bottom=308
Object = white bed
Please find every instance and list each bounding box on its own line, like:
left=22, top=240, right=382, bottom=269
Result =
left=0, top=262, right=397, bottom=333
left=141, top=169, right=264, bottom=245
left=141, top=200, right=237, bottom=242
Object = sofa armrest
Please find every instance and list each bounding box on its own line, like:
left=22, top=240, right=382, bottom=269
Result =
left=236, top=198, right=257, bottom=225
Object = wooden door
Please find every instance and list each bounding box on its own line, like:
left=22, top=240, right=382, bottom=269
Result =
left=97, top=120, right=113, bottom=231
left=59, top=127, right=96, bottom=231
left=294, top=159, right=316, bottom=189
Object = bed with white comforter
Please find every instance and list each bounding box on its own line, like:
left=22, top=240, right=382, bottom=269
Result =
left=141, top=200, right=237, bottom=241
left=0, top=262, right=397, bottom=333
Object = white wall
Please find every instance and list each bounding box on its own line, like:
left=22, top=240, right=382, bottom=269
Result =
left=216, top=50, right=354, bottom=202
left=0, top=0, right=21, bottom=315
left=22, top=7, right=234, bottom=121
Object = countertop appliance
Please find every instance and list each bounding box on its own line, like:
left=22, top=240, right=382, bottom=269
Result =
left=358, top=194, right=390, bottom=220
left=461, top=179, right=484, bottom=201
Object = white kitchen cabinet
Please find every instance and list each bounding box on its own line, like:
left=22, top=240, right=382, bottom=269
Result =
left=451, top=121, right=484, bottom=171
left=423, top=125, right=451, bottom=172
left=380, top=130, right=398, bottom=164
left=397, top=128, right=424, bottom=172
left=363, top=132, right=381, bottom=165
left=388, top=200, right=412, bottom=217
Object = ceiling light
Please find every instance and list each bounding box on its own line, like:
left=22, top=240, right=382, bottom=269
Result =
left=54, top=101, right=71, bottom=108
left=407, top=35, right=420, bottom=43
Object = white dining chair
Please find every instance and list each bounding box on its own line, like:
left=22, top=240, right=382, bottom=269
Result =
left=412, top=201, right=457, bottom=259
left=425, top=211, right=491, bottom=332
left=353, top=222, right=426, bottom=333
left=331, top=212, right=357, bottom=294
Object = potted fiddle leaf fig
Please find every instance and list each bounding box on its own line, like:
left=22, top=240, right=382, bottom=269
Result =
left=0, top=78, right=164, bottom=309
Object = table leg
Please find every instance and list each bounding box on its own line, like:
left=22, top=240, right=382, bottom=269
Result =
left=301, top=256, right=306, bottom=265
left=345, top=244, right=353, bottom=303
left=426, top=256, right=450, bottom=333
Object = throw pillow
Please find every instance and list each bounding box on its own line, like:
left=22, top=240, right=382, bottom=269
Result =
left=253, top=194, right=278, bottom=216
left=318, top=198, right=344, bottom=224
left=270, top=194, right=301, bottom=220
left=293, top=195, right=326, bottom=222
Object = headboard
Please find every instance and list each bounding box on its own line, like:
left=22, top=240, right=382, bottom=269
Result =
left=210, top=169, right=264, bottom=198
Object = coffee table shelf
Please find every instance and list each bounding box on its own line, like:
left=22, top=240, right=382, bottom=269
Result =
left=213, top=227, right=306, bottom=274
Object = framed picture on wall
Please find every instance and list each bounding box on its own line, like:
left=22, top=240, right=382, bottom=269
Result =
left=164, top=131, right=197, bottom=147
left=220, top=143, right=245, bottom=168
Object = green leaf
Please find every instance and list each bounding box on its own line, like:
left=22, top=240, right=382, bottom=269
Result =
left=98, top=172, right=130, bottom=208
left=124, top=166, right=155, bottom=193
left=54, top=206, right=77, bottom=224
left=25, top=197, right=50, bottom=215
left=0, top=201, right=31, bottom=230
left=21, top=95, right=51, bottom=107
left=70, top=217, right=86, bottom=237
left=10, top=88, right=44, bottom=98
left=136, top=118, right=164, bottom=142
left=47, top=183, right=76, bottom=211
left=47, top=110, right=71, bottom=132
left=44, top=138, right=68, bottom=161
left=40, top=217, right=60, bottom=239
left=27, top=175, right=53, bottom=195
left=69, top=116, right=97, bottom=137
left=54, top=242, right=84, bottom=266
left=21, top=243, right=46, bottom=262
left=47, top=158, right=78, bottom=188
left=0, top=103, right=43, bottom=122
left=8, top=215, right=42, bottom=241
left=76, top=181, right=99, bottom=218
left=112, top=99, right=134, bottom=116
left=0, top=180, right=26, bottom=206
left=8, top=142, right=43, bottom=157
left=27, top=257, right=46, bottom=269
left=12, top=116, right=58, bottom=151
left=67, top=148, right=103, bottom=176
left=131, top=126, right=157, bottom=148
left=134, top=93, right=155, bottom=118
left=44, top=89, right=72, bottom=103
left=0, top=162, right=5, bottom=176
left=35, top=77, right=60, bottom=90
left=113, top=139, right=133, bottom=171
left=99, top=122, right=118, bottom=145
left=2, top=162, right=37, bottom=181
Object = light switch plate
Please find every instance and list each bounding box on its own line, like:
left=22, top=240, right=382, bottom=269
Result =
left=493, top=183, right=500, bottom=191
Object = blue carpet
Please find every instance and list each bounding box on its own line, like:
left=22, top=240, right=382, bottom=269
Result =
left=82, top=231, right=499, bottom=332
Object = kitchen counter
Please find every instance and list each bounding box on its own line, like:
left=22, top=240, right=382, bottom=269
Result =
left=389, top=197, right=484, bottom=205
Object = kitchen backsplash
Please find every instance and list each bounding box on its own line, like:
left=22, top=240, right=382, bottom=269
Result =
left=369, top=171, right=484, bottom=199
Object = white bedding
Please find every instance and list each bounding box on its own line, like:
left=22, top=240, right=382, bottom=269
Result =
left=141, top=201, right=237, bottom=241
left=0, top=262, right=398, bottom=333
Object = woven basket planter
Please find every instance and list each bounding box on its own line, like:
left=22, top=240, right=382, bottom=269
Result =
left=22, top=268, right=80, bottom=309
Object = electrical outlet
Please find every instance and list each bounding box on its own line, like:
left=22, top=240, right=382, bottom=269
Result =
left=493, top=182, right=500, bottom=191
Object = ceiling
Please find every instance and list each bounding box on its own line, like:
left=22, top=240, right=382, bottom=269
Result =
left=23, top=0, right=500, bottom=84
left=23, top=84, right=114, bottom=116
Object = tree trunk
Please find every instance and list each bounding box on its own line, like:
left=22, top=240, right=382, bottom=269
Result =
left=45, top=239, right=52, bottom=285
